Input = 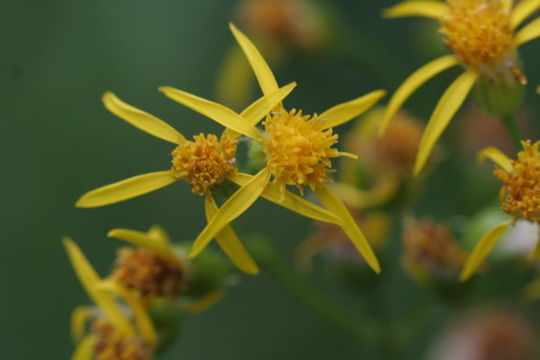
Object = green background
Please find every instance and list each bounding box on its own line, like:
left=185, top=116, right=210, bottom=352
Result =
left=3, top=0, right=540, bottom=358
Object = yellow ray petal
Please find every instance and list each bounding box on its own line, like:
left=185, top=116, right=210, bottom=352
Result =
left=460, top=219, right=512, bottom=281
left=102, top=92, right=185, bottom=144
left=71, top=306, right=93, bottom=342
left=107, top=228, right=178, bottom=262
left=383, top=1, right=449, bottom=19
left=414, top=70, right=478, bottom=176
left=227, top=172, right=340, bottom=224
left=63, top=238, right=134, bottom=337
left=99, top=280, right=157, bottom=346
left=229, top=22, right=279, bottom=96
left=477, top=146, right=512, bottom=173
left=511, top=0, right=540, bottom=29
left=225, top=82, right=297, bottom=139
left=76, top=171, right=177, bottom=208
left=330, top=176, right=399, bottom=210
left=380, top=55, right=459, bottom=136
left=314, top=185, right=381, bottom=274
left=190, top=168, right=271, bottom=258
left=72, top=335, right=97, bottom=360
left=241, top=82, right=296, bottom=126
left=515, top=17, right=540, bottom=45
left=205, top=194, right=259, bottom=274
left=180, top=290, right=225, bottom=314
left=159, top=86, right=263, bottom=140
left=147, top=225, right=171, bottom=246
left=320, top=90, right=387, bottom=129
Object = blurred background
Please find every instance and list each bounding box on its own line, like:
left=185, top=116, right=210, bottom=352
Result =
left=3, top=0, right=540, bottom=358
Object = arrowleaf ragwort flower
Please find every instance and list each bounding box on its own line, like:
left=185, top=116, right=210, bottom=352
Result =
left=198, top=23, right=387, bottom=273
left=381, top=0, right=540, bottom=175
left=460, top=140, right=540, bottom=280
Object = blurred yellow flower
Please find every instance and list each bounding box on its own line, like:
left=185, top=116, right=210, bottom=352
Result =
left=460, top=140, right=540, bottom=280
left=64, top=238, right=157, bottom=360
left=381, top=0, right=540, bottom=175
left=211, top=23, right=387, bottom=273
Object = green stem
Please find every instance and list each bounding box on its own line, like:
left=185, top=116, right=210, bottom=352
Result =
left=249, top=236, right=378, bottom=343
left=500, top=113, right=523, bottom=149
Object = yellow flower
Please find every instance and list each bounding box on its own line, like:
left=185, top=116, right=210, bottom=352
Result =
left=76, top=85, right=340, bottom=275
left=64, top=238, right=157, bottom=360
left=460, top=141, right=540, bottom=280
left=381, top=0, right=540, bottom=175
left=190, top=23, right=386, bottom=273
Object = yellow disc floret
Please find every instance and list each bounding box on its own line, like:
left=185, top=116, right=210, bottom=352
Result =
left=263, top=109, right=341, bottom=193
left=171, top=133, right=237, bottom=195
left=495, top=140, right=540, bottom=223
left=112, top=247, right=185, bottom=299
left=440, top=0, right=515, bottom=75
left=92, top=320, right=153, bottom=360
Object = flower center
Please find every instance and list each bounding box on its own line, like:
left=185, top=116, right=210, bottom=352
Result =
left=171, top=133, right=237, bottom=195
left=263, top=109, right=341, bottom=193
left=92, top=320, right=153, bottom=360
left=495, top=140, right=540, bottom=223
left=112, top=247, right=185, bottom=299
left=440, top=0, right=515, bottom=75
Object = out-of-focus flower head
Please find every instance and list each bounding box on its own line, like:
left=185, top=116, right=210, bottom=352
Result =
left=381, top=0, right=540, bottom=176
left=428, top=307, right=537, bottom=360
left=64, top=239, right=157, bottom=360
left=461, top=140, right=540, bottom=280
left=402, top=217, right=466, bottom=284
left=238, top=0, right=329, bottom=51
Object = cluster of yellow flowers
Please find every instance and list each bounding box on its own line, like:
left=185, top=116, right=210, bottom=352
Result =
left=65, top=0, right=540, bottom=357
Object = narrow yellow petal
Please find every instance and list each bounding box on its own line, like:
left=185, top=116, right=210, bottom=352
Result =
left=72, top=335, right=97, bottom=360
left=107, top=228, right=178, bottom=262
left=205, top=195, right=259, bottom=274
left=63, top=238, right=134, bottom=337
left=240, top=82, right=297, bottom=126
left=147, top=225, right=171, bottom=246
left=383, top=1, right=450, bottom=19
left=102, top=92, right=185, bottom=144
left=227, top=172, right=340, bottom=224
left=511, top=0, right=540, bottom=28
left=320, top=90, right=387, bottom=129
left=71, top=306, right=93, bottom=342
left=76, top=171, right=177, bottom=208
left=515, top=17, right=540, bottom=45
left=99, top=280, right=157, bottom=346
left=229, top=22, right=279, bottom=96
left=477, top=146, right=513, bottom=173
left=380, top=55, right=460, bottom=136
left=501, top=0, right=513, bottom=11
left=159, top=86, right=263, bottom=140
left=315, top=185, right=381, bottom=274
left=180, top=290, right=225, bottom=314
left=414, top=70, right=478, bottom=176
left=190, top=168, right=271, bottom=257
left=460, top=219, right=512, bottom=281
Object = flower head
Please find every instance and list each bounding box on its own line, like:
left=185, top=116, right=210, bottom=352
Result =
left=381, top=0, right=540, bottom=175
left=495, top=140, right=540, bottom=222
left=263, top=109, right=342, bottom=193
left=92, top=319, right=153, bottom=360
left=441, top=0, right=515, bottom=76
left=402, top=218, right=465, bottom=283
left=171, top=133, right=238, bottom=195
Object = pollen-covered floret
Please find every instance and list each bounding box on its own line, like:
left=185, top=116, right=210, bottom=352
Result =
left=440, top=0, right=515, bottom=75
left=112, top=247, right=184, bottom=299
left=92, top=320, right=153, bottom=360
left=263, top=109, right=341, bottom=193
left=495, top=140, right=540, bottom=223
left=171, top=133, right=237, bottom=195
